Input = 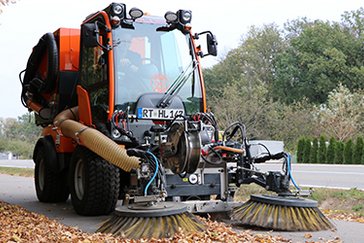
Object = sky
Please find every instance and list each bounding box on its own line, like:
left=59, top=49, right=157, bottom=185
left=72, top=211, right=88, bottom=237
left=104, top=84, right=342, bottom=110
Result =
left=0, top=0, right=363, bottom=118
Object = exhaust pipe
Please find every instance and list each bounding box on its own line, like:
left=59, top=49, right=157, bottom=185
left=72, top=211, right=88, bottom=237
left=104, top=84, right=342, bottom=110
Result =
left=54, top=107, right=139, bottom=172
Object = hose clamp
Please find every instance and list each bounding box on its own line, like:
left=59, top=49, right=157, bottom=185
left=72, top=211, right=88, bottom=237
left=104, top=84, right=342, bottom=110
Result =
left=74, top=127, right=88, bottom=144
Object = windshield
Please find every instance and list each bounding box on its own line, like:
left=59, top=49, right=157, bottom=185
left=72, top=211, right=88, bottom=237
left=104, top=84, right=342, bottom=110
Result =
left=113, top=18, right=202, bottom=115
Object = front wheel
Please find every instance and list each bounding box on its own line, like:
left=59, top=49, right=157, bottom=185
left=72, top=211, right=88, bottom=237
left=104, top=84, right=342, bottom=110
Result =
left=69, top=146, right=120, bottom=216
left=34, top=148, right=69, bottom=202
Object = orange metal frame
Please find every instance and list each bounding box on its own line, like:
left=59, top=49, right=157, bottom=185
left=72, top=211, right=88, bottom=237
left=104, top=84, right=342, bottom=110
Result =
left=189, top=31, right=207, bottom=113
left=80, top=11, right=115, bottom=122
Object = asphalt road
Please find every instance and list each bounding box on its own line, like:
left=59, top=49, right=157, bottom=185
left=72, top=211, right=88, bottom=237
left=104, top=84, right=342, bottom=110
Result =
left=1, top=159, right=364, bottom=190
left=1, top=173, right=364, bottom=242
left=0, top=159, right=34, bottom=169
left=256, top=163, right=364, bottom=190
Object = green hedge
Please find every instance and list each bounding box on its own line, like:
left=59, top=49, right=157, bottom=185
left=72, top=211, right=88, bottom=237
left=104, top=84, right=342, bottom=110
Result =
left=297, top=138, right=305, bottom=163
left=344, top=140, right=353, bottom=164
left=310, top=138, right=318, bottom=164
left=296, top=136, right=364, bottom=164
left=354, top=137, right=364, bottom=164
left=326, top=137, right=336, bottom=164
left=318, top=136, right=327, bottom=163
left=335, top=142, right=344, bottom=164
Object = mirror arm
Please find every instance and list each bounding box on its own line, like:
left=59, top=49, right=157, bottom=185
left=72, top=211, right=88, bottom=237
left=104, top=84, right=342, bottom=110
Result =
left=194, top=31, right=211, bottom=39
left=94, top=21, right=112, bottom=51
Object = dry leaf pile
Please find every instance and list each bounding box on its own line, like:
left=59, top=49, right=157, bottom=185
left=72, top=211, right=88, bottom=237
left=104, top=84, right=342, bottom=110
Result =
left=0, top=201, right=291, bottom=243
left=323, top=209, right=364, bottom=224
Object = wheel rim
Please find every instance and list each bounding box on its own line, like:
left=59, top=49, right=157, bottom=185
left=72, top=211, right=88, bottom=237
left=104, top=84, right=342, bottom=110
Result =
left=74, top=158, right=85, bottom=200
left=38, top=157, right=45, bottom=191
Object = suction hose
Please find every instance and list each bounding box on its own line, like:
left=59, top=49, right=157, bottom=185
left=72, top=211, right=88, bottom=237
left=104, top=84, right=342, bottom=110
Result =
left=54, top=107, right=140, bottom=172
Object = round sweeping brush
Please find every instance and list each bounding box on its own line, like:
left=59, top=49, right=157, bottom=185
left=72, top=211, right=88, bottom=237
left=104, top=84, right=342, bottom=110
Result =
left=97, top=202, right=206, bottom=239
left=231, top=194, right=335, bottom=231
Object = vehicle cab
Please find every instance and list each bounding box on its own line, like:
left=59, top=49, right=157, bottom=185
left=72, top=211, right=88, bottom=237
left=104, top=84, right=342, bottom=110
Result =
left=77, top=3, right=217, bottom=145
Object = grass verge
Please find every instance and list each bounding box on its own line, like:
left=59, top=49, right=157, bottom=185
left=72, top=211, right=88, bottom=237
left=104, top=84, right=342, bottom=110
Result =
left=0, top=166, right=34, bottom=177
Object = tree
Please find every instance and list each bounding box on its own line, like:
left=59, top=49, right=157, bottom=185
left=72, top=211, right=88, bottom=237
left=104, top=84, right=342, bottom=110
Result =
left=210, top=81, right=317, bottom=150
left=327, top=137, right=336, bottom=164
left=0, top=0, right=15, bottom=13
left=0, top=113, right=40, bottom=159
left=204, top=8, right=364, bottom=150
left=204, top=24, right=285, bottom=100
left=344, top=139, right=353, bottom=164
left=0, top=113, right=40, bottom=143
left=211, top=82, right=277, bottom=139
left=303, top=139, right=311, bottom=163
left=318, top=136, right=327, bottom=163
left=353, top=137, right=364, bottom=164
left=310, top=138, right=318, bottom=163
left=335, top=141, right=345, bottom=164
left=272, top=16, right=364, bottom=104
left=341, top=7, right=364, bottom=39
left=317, top=84, right=364, bottom=141
left=296, top=138, right=305, bottom=163
left=267, top=99, right=317, bottom=150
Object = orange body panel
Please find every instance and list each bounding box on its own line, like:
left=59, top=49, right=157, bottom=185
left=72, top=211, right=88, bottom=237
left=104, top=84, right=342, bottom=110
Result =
left=41, top=126, right=76, bottom=153
left=77, top=85, right=92, bottom=125
left=54, top=28, right=80, bottom=72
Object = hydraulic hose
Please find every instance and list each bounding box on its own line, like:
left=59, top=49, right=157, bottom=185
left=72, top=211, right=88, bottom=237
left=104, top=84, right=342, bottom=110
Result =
left=285, top=153, right=301, bottom=191
left=54, top=107, right=140, bottom=172
left=144, top=151, right=159, bottom=196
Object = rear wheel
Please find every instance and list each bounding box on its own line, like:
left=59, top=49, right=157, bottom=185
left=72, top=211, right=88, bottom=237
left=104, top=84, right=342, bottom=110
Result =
left=69, top=146, right=120, bottom=216
left=34, top=148, right=69, bottom=202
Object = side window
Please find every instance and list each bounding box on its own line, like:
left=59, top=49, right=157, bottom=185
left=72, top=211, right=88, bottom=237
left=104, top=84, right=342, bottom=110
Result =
left=81, top=47, right=109, bottom=105
left=80, top=32, right=109, bottom=123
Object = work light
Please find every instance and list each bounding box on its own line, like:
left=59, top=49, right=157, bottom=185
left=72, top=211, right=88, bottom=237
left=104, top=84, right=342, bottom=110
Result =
left=129, top=7, right=143, bottom=20
left=164, top=11, right=178, bottom=23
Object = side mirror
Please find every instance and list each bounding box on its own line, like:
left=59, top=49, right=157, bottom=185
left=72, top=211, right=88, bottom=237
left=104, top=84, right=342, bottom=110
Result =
left=206, top=33, right=217, bottom=56
left=81, top=22, right=111, bottom=50
left=81, top=23, right=98, bottom=48
left=194, top=31, right=218, bottom=57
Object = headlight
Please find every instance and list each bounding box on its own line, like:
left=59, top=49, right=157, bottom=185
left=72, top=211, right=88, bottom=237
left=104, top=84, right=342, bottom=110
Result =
left=112, top=4, right=124, bottom=16
left=178, top=10, right=192, bottom=24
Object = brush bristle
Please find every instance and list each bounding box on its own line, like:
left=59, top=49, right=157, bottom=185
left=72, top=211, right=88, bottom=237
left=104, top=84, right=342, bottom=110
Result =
left=97, top=212, right=206, bottom=239
left=231, top=200, right=335, bottom=231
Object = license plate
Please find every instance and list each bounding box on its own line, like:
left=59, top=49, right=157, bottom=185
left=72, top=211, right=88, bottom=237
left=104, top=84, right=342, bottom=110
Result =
left=137, top=108, right=184, bottom=120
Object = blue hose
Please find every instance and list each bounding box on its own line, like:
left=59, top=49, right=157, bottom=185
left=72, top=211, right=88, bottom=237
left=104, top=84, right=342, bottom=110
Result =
left=285, top=153, right=301, bottom=191
left=144, top=151, right=159, bottom=196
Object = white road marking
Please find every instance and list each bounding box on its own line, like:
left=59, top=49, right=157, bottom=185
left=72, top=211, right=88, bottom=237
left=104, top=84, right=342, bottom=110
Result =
left=294, top=170, right=364, bottom=175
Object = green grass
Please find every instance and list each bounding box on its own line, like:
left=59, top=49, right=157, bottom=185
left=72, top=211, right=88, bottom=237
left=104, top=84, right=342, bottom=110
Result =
left=310, top=187, right=364, bottom=202
left=311, top=187, right=364, bottom=216
left=234, top=184, right=272, bottom=202
left=0, top=167, right=34, bottom=177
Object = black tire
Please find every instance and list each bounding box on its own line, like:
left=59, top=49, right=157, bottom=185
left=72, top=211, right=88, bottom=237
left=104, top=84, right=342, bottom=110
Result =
left=69, top=146, right=120, bottom=216
left=34, top=148, right=69, bottom=202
